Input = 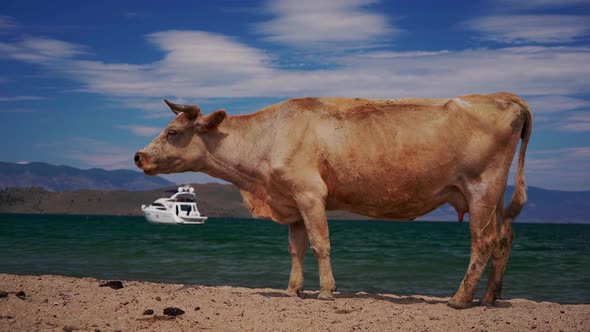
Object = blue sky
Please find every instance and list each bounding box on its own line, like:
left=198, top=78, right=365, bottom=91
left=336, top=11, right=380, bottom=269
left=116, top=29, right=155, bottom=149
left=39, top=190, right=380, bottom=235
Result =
left=1, top=0, right=589, bottom=190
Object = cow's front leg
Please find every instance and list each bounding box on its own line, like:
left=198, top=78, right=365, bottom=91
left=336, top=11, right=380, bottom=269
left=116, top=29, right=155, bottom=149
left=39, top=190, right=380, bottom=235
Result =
left=295, top=193, right=336, bottom=300
left=285, top=220, right=308, bottom=297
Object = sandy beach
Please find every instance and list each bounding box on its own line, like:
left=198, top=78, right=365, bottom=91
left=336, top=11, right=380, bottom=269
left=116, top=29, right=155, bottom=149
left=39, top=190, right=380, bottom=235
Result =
left=0, top=274, right=588, bottom=331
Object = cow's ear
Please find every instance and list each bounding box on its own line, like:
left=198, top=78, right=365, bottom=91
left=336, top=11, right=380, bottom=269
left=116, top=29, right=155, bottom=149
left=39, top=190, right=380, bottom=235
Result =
left=196, top=109, right=227, bottom=133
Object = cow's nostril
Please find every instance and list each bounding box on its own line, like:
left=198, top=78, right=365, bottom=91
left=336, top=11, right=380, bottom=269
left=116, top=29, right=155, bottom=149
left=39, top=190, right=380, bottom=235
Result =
left=134, top=152, right=141, bottom=164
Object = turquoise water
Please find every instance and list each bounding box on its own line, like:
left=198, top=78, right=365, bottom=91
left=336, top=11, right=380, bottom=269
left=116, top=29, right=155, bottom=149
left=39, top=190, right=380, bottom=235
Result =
left=0, top=214, right=588, bottom=304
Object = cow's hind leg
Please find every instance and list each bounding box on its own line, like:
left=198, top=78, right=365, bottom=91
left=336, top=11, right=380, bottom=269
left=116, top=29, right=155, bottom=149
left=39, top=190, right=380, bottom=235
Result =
left=285, top=220, right=308, bottom=297
left=449, top=184, right=501, bottom=309
left=480, top=203, right=514, bottom=306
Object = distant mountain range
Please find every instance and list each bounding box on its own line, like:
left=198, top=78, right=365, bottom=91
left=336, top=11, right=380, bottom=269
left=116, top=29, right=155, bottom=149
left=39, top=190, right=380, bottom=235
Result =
left=0, top=161, right=588, bottom=222
left=0, top=161, right=174, bottom=191
left=505, top=186, right=590, bottom=223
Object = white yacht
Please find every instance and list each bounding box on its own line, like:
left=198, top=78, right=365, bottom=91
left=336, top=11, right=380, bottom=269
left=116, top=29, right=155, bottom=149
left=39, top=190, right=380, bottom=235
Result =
left=141, top=185, right=208, bottom=224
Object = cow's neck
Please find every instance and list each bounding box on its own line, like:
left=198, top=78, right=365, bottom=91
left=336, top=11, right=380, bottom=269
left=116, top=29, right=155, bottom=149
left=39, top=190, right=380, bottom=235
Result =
left=201, top=113, right=272, bottom=192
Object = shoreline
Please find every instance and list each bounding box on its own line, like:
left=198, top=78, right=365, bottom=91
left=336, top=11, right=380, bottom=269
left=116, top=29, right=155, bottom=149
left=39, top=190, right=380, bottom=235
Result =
left=1, top=274, right=588, bottom=331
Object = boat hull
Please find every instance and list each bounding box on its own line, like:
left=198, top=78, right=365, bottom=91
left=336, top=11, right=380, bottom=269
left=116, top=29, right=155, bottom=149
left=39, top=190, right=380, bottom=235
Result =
left=142, top=209, right=207, bottom=225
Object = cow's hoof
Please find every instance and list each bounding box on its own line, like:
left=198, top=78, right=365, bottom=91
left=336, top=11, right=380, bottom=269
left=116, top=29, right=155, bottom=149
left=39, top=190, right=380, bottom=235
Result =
left=447, top=300, right=470, bottom=310
left=318, top=291, right=334, bottom=301
left=284, top=288, right=303, bottom=298
left=478, top=297, right=497, bottom=307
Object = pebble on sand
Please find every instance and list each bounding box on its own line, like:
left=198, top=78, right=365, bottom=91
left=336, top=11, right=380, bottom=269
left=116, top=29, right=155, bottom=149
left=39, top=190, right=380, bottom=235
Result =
left=0, top=290, right=26, bottom=299
left=98, top=281, right=124, bottom=290
left=163, top=307, right=185, bottom=316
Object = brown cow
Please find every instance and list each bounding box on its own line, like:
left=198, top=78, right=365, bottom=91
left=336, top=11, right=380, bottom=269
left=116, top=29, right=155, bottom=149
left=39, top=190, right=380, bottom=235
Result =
left=135, top=92, right=532, bottom=308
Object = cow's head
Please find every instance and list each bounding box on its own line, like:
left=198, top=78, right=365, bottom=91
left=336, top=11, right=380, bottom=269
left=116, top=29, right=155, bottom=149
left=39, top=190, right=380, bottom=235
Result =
left=134, top=99, right=227, bottom=175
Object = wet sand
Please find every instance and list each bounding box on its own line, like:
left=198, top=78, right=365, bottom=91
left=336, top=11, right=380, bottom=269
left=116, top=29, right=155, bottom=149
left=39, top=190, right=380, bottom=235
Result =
left=0, top=274, right=588, bottom=331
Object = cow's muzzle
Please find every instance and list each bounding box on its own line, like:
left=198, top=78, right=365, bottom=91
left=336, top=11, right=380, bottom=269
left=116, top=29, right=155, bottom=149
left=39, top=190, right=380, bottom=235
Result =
left=134, top=152, right=143, bottom=167
left=134, top=151, right=159, bottom=175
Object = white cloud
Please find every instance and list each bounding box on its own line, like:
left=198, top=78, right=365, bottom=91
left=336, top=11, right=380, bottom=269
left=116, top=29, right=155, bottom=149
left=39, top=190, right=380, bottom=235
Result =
left=565, top=146, right=590, bottom=157
left=41, top=137, right=136, bottom=170
left=65, top=60, right=154, bottom=96
left=70, top=152, right=132, bottom=170
left=55, top=31, right=274, bottom=100
left=115, top=124, right=163, bottom=137
left=21, top=37, right=84, bottom=58
left=532, top=111, right=590, bottom=133
left=0, top=95, right=46, bottom=102
left=554, top=112, right=590, bottom=132
left=0, top=37, right=84, bottom=64
left=525, top=147, right=590, bottom=190
left=567, top=113, right=590, bottom=122
left=111, top=97, right=173, bottom=118
left=361, top=50, right=450, bottom=59
left=526, top=96, right=590, bottom=113
left=464, top=15, right=590, bottom=44
left=255, top=0, right=394, bottom=48
left=322, top=46, right=590, bottom=98
left=67, top=43, right=590, bottom=100
left=147, top=30, right=272, bottom=78
left=495, top=0, right=590, bottom=10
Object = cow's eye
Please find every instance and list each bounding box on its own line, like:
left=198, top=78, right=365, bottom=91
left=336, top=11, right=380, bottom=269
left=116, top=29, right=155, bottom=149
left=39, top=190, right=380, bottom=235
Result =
left=167, top=129, right=177, bottom=138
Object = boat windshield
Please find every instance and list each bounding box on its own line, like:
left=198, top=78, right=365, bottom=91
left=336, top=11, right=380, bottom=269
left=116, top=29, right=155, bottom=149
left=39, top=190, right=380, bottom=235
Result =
left=151, top=203, right=166, bottom=210
left=175, top=193, right=195, bottom=202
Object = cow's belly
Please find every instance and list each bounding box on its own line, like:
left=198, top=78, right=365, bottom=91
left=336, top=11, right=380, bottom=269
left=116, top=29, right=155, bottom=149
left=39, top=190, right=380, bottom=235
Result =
left=326, top=188, right=448, bottom=220
left=323, top=166, right=454, bottom=220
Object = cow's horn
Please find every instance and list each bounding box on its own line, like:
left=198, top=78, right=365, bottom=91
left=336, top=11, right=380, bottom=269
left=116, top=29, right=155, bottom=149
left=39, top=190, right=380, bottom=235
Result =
left=164, top=99, right=200, bottom=118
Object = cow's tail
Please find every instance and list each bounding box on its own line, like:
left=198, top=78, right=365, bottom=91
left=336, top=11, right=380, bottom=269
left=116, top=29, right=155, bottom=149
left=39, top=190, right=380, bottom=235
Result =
left=504, top=99, right=533, bottom=222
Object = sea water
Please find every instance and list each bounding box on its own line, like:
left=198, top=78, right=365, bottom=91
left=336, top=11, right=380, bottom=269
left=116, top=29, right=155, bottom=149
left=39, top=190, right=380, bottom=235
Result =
left=0, top=214, right=588, bottom=304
